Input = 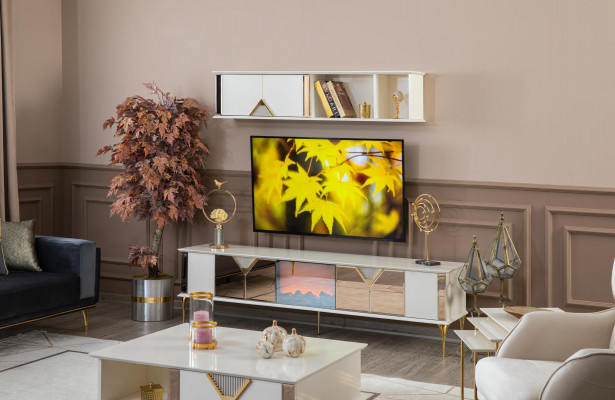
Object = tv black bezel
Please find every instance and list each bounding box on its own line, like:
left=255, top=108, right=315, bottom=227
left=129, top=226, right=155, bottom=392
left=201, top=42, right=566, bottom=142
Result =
left=250, top=135, right=407, bottom=243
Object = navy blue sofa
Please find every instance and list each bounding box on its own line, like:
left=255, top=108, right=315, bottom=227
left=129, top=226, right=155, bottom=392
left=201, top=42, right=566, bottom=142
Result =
left=0, top=236, right=100, bottom=329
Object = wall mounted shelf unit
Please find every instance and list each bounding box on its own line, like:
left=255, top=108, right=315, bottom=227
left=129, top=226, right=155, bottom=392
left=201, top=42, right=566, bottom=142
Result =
left=214, top=71, right=425, bottom=122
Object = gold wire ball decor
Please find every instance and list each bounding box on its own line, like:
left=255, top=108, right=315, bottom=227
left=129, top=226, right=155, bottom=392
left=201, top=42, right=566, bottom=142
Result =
left=203, top=180, right=237, bottom=249
left=411, top=193, right=441, bottom=266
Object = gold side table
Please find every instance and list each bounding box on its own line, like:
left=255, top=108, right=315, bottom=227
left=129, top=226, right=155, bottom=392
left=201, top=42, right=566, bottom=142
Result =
left=454, top=330, right=496, bottom=400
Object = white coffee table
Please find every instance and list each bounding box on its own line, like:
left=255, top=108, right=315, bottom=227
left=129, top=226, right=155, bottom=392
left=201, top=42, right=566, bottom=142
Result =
left=90, top=324, right=366, bottom=400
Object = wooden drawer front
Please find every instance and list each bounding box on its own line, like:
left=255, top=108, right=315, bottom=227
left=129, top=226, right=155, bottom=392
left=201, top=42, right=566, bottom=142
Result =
left=180, top=370, right=282, bottom=400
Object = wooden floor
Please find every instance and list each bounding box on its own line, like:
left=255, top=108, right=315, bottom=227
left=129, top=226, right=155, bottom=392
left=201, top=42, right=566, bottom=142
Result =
left=0, top=297, right=479, bottom=388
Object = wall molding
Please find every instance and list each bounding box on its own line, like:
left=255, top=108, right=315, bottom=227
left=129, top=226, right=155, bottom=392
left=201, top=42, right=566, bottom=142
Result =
left=435, top=200, right=532, bottom=305
left=545, top=206, right=615, bottom=306
left=18, top=183, right=54, bottom=233
left=16, top=164, right=615, bottom=310
left=564, top=226, right=615, bottom=308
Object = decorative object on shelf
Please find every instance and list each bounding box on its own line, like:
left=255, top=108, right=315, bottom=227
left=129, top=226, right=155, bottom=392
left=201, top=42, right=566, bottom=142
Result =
left=283, top=328, right=306, bottom=358
left=484, top=212, right=522, bottom=307
left=411, top=194, right=441, bottom=266
left=250, top=99, right=275, bottom=117
left=458, top=235, right=492, bottom=317
left=392, top=90, right=404, bottom=119
left=359, top=102, right=371, bottom=118
left=191, top=321, right=217, bottom=349
left=140, top=382, right=163, bottom=400
left=97, top=82, right=209, bottom=321
left=504, top=306, right=551, bottom=319
left=256, top=337, right=275, bottom=359
left=203, top=180, right=237, bottom=249
left=262, top=320, right=287, bottom=352
left=189, top=292, right=214, bottom=337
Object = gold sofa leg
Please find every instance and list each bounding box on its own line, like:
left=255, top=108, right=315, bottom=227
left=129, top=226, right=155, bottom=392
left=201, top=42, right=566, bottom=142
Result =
left=82, top=309, right=88, bottom=331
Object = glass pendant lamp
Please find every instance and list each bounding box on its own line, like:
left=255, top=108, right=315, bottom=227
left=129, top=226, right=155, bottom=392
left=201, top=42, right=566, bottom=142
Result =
left=484, top=212, right=522, bottom=306
left=458, top=236, right=492, bottom=316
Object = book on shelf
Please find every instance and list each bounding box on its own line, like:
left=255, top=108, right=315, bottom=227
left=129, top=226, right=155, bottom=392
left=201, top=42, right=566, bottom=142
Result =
left=331, top=81, right=356, bottom=118
left=314, top=80, right=340, bottom=117
left=325, top=81, right=346, bottom=117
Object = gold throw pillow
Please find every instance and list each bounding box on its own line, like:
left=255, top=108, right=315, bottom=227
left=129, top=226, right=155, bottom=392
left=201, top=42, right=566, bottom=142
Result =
left=2, top=220, right=41, bottom=272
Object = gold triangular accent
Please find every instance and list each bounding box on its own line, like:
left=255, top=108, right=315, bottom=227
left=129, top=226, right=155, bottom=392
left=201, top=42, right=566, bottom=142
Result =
left=207, top=373, right=252, bottom=400
left=232, top=256, right=259, bottom=275
left=249, top=99, right=275, bottom=116
left=355, top=267, right=384, bottom=287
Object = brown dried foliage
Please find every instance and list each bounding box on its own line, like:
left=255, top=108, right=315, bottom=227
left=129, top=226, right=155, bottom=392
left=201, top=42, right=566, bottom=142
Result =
left=98, top=82, right=209, bottom=277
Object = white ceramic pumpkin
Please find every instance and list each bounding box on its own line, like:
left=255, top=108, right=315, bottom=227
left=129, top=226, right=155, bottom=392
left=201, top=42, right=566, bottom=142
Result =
left=262, top=320, right=287, bottom=352
left=256, top=338, right=275, bottom=359
left=282, top=328, right=306, bottom=358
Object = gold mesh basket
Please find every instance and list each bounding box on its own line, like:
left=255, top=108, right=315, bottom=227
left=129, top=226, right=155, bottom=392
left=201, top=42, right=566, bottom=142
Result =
left=140, top=382, right=163, bottom=400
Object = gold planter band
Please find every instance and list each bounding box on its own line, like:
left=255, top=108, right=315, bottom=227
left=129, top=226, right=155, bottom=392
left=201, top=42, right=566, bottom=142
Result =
left=131, top=295, right=174, bottom=304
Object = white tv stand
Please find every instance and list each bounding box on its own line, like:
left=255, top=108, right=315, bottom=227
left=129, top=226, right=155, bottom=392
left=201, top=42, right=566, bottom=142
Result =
left=178, top=244, right=467, bottom=357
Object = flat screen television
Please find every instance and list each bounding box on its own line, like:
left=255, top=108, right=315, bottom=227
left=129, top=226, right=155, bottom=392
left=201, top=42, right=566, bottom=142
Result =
left=251, top=136, right=406, bottom=241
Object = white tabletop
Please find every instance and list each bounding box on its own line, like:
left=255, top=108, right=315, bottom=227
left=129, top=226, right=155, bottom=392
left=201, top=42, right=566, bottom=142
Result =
left=467, top=317, right=509, bottom=342
left=178, top=244, right=464, bottom=274
left=90, top=324, right=366, bottom=384
left=481, top=307, right=563, bottom=333
left=454, top=330, right=496, bottom=353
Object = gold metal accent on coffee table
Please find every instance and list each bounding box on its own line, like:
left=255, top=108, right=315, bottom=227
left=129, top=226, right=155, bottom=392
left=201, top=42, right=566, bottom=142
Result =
left=206, top=373, right=252, bottom=400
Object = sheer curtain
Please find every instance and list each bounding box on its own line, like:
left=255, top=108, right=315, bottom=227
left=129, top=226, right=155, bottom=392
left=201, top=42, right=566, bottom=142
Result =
left=0, top=0, right=19, bottom=222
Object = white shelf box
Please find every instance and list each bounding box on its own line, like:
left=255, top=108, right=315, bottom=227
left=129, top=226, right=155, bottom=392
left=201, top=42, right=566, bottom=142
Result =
left=214, top=71, right=425, bottom=123
left=309, top=73, right=374, bottom=119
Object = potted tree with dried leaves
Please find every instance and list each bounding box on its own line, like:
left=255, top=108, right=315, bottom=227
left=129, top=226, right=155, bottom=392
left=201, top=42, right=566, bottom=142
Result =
left=98, top=82, right=209, bottom=321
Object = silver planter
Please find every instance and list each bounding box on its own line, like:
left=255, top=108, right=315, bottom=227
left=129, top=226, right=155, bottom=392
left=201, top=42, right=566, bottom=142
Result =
left=131, top=275, right=174, bottom=321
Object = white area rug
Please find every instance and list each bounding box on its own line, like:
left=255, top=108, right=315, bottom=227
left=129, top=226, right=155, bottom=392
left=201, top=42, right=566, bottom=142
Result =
left=0, top=331, right=470, bottom=399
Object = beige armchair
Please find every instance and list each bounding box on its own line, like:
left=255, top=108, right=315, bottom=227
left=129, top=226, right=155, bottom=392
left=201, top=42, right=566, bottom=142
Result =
left=475, top=263, right=615, bottom=400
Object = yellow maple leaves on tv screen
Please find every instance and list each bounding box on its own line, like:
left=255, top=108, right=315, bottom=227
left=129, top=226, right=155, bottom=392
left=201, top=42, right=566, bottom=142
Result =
left=252, top=137, right=403, bottom=239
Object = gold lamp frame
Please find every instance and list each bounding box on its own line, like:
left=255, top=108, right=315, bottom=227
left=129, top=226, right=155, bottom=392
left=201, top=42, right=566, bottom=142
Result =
left=411, top=194, right=441, bottom=266
left=203, top=180, right=237, bottom=249
left=484, top=212, right=522, bottom=307
left=458, top=235, right=492, bottom=317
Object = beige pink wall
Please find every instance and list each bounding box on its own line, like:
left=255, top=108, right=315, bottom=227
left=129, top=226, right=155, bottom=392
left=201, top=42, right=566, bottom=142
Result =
left=14, top=0, right=615, bottom=187
left=12, top=1, right=615, bottom=307
left=14, top=0, right=63, bottom=163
